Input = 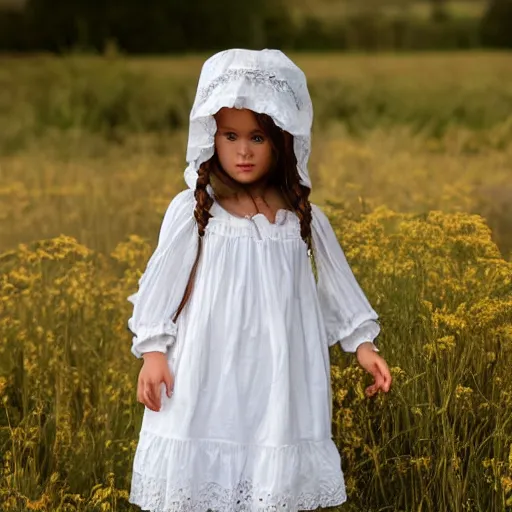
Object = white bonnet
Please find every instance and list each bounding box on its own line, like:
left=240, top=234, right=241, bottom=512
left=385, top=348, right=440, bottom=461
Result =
left=183, top=48, right=314, bottom=192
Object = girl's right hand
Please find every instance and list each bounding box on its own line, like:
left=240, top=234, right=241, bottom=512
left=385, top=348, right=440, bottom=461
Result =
left=137, top=352, right=175, bottom=412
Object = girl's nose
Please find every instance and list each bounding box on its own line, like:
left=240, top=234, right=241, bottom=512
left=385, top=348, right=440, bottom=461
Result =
left=237, top=140, right=253, bottom=158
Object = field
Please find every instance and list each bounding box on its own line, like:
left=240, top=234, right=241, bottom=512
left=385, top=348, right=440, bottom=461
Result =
left=0, top=52, right=511, bottom=511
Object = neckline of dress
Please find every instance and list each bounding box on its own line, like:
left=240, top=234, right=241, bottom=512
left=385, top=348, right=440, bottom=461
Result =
left=212, top=199, right=291, bottom=226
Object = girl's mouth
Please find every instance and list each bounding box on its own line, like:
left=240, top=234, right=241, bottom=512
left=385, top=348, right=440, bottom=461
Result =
left=236, top=164, right=255, bottom=172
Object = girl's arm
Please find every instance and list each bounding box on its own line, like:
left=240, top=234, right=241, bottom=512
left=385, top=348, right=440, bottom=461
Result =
left=127, top=189, right=198, bottom=359
left=310, top=203, right=381, bottom=354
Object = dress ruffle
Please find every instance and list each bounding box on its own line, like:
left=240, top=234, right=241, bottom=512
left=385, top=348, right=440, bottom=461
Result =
left=129, top=430, right=347, bottom=512
left=326, top=317, right=381, bottom=353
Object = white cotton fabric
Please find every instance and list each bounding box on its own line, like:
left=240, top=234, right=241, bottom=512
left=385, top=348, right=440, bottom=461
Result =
left=127, top=48, right=381, bottom=512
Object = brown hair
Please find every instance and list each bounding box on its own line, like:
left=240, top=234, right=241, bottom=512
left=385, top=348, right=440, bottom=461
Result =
left=171, top=111, right=314, bottom=323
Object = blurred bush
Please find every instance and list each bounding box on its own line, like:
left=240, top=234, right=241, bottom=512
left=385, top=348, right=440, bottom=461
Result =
left=2, top=53, right=512, bottom=154
left=481, top=0, right=512, bottom=48
left=293, top=14, right=481, bottom=51
left=0, top=0, right=510, bottom=52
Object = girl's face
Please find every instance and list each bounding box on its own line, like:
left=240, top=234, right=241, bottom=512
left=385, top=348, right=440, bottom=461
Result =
left=214, top=107, right=274, bottom=186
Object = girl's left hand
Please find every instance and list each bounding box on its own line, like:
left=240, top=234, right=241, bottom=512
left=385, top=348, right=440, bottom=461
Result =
left=356, top=342, right=392, bottom=397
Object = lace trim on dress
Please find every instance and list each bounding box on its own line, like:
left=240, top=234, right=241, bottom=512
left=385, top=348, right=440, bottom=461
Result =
left=129, top=431, right=347, bottom=512
left=130, top=472, right=347, bottom=512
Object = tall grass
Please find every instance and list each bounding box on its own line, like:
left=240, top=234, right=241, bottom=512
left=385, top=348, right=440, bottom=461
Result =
left=1, top=53, right=512, bottom=152
left=1, top=53, right=511, bottom=511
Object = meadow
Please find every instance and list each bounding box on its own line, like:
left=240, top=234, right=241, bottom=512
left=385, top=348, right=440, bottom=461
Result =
left=0, top=52, right=511, bottom=511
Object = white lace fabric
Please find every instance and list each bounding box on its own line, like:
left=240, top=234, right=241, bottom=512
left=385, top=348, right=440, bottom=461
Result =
left=130, top=474, right=346, bottom=512
left=129, top=430, right=347, bottom=512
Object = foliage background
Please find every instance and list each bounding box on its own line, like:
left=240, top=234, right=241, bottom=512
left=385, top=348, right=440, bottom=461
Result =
left=0, top=0, right=512, bottom=52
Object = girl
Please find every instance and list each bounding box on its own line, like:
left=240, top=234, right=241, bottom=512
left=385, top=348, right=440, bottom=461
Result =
left=127, top=48, right=392, bottom=512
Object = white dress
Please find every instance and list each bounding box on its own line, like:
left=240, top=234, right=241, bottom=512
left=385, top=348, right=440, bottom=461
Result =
left=127, top=188, right=380, bottom=512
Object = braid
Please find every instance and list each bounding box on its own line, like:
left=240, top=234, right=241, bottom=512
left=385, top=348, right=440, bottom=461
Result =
left=172, top=162, right=213, bottom=323
left=294, top=183, right=313, bottom=255
left=194, top=163, right=214, bottom=237
left=289, top=180, right=316, bottom=280
left=275, top=127, right=316, bottom=280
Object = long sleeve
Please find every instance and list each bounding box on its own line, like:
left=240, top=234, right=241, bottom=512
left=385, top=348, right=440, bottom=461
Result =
left=311, top=204, right=381, bottom=353
left=127, top=189, right=198, bottom=359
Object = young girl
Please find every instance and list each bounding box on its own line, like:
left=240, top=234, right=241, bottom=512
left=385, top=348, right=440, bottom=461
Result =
left=127, top=48, right=392, bottom=512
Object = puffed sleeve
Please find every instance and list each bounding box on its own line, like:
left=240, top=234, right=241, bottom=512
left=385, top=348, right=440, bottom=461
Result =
left=311, top=204, right=381, bottom=353
left=127, top=188, right=198, bottom=359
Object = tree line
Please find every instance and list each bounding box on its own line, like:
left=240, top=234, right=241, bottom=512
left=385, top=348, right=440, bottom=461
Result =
left=0, top=0, right=510, bottom=52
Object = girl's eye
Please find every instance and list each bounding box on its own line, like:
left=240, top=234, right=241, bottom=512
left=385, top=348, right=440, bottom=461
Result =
left=223, top=132, right=264, bottom=143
